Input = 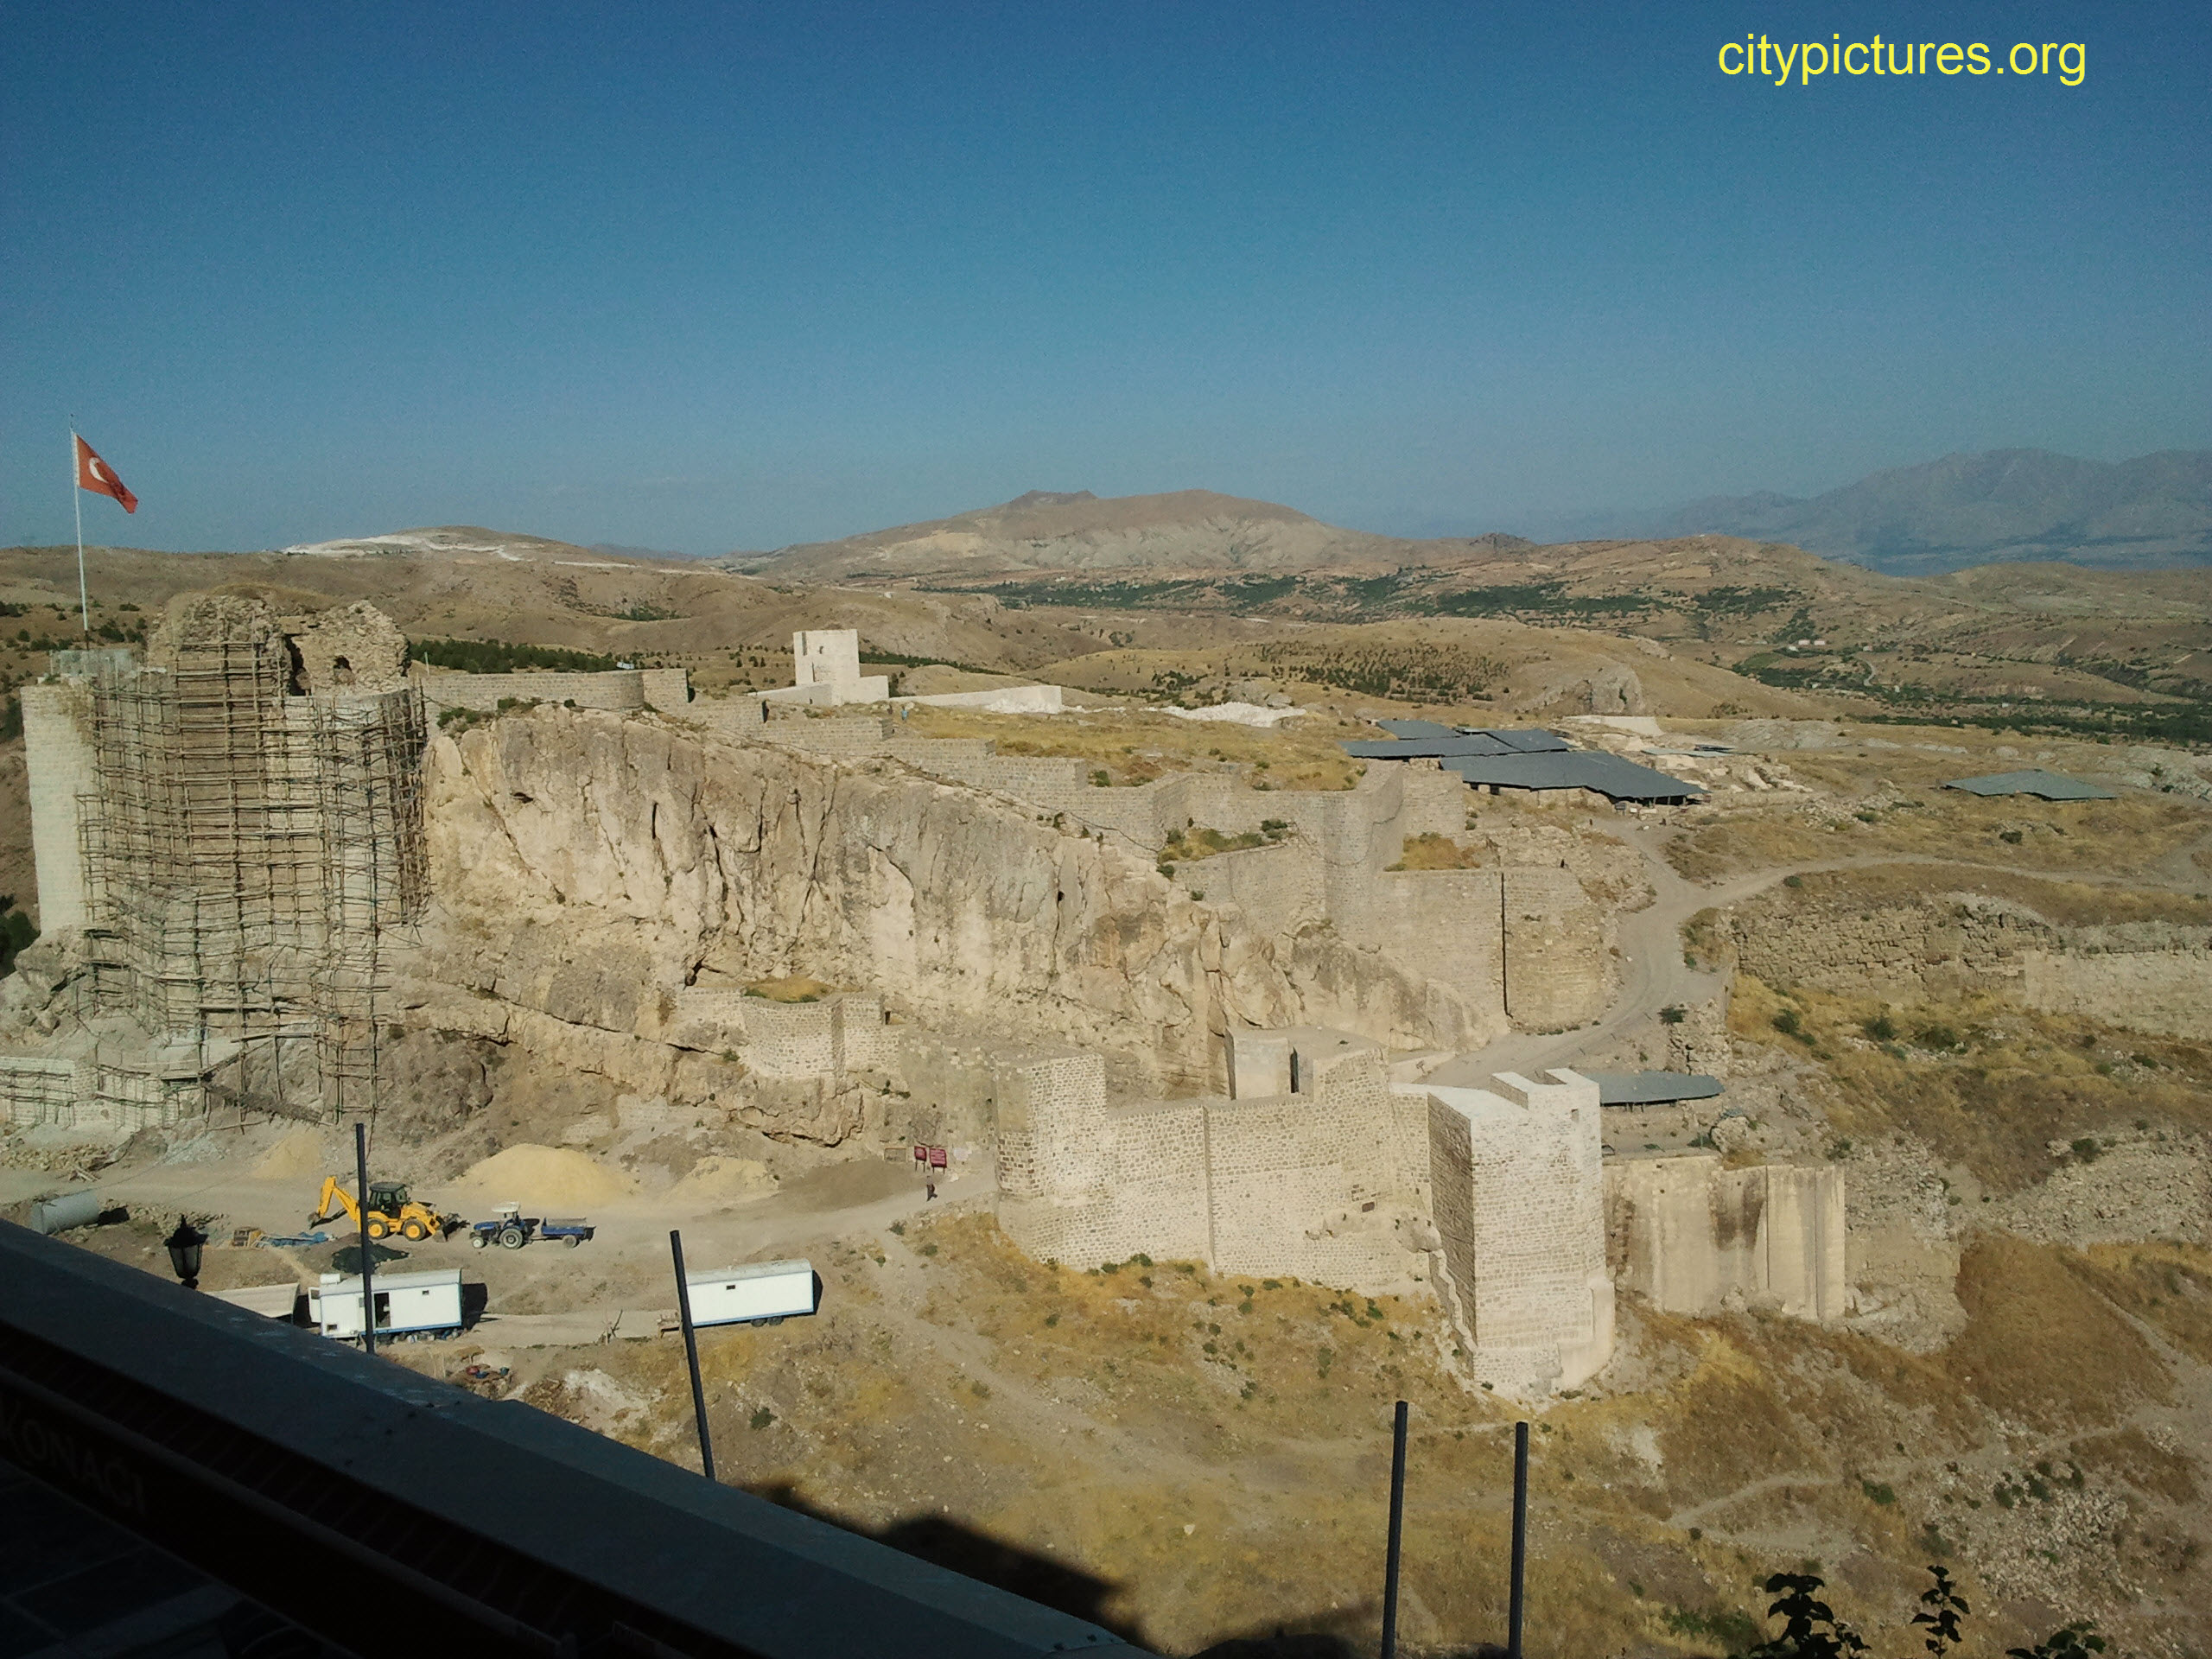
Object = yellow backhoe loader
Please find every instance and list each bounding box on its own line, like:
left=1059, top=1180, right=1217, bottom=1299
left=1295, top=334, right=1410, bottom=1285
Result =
left=308, top=1175, right=452, bottom=1243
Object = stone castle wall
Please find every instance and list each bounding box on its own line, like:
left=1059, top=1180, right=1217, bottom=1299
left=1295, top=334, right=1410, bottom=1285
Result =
left=1605, top=1153, right=1848, bottom=1323
left=1419, top=1071, right=1613, bottom=1392
left=666, top=988, right=892, bottom=1082
left=996, top=1032, right=1412, bottom=1296
left=639, top=668, right=691, bottom=711
left=992, top=1048, right=1109, bottom=1202
left=1503, top=868, right=1611, bottom=1029
left=2016, top=942, right=2212, bottom=1041
left=1734, top=886, right=2212, bottom=1041
left=415, top=665, right=690, bottom=715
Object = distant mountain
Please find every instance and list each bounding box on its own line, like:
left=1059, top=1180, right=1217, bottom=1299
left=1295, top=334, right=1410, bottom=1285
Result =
left=281, top=525, right=637, bottom=563
left=1652, top=448, right=2212, bottom=575
left=745, top=488, right=1529, bottom=581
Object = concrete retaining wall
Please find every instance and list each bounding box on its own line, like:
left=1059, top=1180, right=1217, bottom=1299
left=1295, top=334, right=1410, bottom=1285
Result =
left=1605, top=1153, right=1848, bottom=1323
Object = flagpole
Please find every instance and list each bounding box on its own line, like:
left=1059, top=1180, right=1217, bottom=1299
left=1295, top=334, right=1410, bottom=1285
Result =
left=69, top=423, right=88, bottom=634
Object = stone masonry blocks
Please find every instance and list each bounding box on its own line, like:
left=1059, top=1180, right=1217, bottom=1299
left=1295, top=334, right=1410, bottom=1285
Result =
left=21, top=683, right=93, bottom=931
left=1419, top=1069, right=1614, bottom=1393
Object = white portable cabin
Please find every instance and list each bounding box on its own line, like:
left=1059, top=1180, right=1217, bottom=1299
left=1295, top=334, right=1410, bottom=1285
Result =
left=683, top=1258, right=818, bottom=1328
left=213, top=1282, right=303, bottom=1321
left=308, top=1268, right=465, bottom=1341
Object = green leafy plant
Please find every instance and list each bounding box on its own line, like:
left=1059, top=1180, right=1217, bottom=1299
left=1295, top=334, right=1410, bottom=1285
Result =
left=1747, top=1572, right=1866, bottom=1657
left=2007, top=1625, right=2105, bottom=1659
left=1912, top=1565, right=1968, bottom=1657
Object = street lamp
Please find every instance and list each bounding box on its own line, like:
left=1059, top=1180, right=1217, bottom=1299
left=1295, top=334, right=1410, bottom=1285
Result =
left=164, top=1216, right=206, bottom=1290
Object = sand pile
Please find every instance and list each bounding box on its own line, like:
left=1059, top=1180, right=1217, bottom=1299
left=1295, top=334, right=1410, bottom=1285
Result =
left=667, top=1155, right=777, bottom=1208
left=255, top=1127, right=331, bottom=1182
left=452, top=1145, right=639, bottom=1209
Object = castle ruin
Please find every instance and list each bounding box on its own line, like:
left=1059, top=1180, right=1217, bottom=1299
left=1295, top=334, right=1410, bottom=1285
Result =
left=1, top=602, right=1849, bottom=1395
left=5, top=596, right=428, bottom=1128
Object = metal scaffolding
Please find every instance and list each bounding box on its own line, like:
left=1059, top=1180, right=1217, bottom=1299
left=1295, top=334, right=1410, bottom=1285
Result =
left=74, top=612, right=426, bottom=1120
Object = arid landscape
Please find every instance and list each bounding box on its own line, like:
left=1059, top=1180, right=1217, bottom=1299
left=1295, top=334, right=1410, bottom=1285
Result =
left=2, top=487, right=2208, bottom=1657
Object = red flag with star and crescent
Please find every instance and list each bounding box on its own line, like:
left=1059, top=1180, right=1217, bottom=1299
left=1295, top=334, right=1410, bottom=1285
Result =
left=74, top=435, right=137, bottom=513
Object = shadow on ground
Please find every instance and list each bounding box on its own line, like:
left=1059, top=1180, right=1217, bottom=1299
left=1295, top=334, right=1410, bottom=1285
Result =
left=750, top=1479, right=1511, bottom=1657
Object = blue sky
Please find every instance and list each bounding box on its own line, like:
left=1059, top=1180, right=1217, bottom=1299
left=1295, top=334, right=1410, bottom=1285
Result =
left=3, top=1, right=2205, bottom=552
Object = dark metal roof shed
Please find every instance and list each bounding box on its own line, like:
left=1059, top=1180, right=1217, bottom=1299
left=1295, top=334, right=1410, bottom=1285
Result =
left=1440, top=751, right=1707, bottom=803
left=1344, top=728, right=1573, bottom=760
left=1587, top=1071, right=1725, bottom=1106
left=1375, top=719, right=1457, bottom=740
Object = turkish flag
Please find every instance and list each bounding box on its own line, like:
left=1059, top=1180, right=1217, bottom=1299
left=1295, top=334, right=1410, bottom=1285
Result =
left=74, top=435, right=137, bottom=514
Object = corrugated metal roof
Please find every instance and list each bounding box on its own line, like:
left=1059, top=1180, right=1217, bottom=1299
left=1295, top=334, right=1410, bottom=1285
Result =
left=1439, top=751, right=1707, bottom=802
left=1344, top=727, right=1573, bottom=760
left=1474, top=728, right=1573, bottom=753
left=1588, top=1071, right=1725, bottom=1106
left=1943, top=769, right=2116, bottom=800
left=1375, top=719, right=1457, bottom=740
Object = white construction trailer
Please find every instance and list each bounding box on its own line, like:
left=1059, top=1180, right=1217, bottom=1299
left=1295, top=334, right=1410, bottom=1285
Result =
left=308, top=1268, right=466, bottom=1341
left=684, top=1259, right=819, bottom=1328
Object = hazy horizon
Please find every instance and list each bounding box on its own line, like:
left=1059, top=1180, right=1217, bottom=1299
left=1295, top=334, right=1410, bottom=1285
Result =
left=5, top=2, right=2207, bottom=556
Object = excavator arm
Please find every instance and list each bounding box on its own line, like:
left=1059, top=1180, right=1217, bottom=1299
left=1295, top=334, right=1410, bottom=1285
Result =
left=308, top=1176, right=359, bottom=1229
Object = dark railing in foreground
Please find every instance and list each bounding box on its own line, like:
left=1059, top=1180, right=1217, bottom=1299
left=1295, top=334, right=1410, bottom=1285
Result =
left=0, top=1219, right=1148, bottom=1658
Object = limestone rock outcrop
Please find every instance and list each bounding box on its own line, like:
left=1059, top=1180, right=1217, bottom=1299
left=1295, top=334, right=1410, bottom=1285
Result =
left=398, top=708, right=1511, bottom=1126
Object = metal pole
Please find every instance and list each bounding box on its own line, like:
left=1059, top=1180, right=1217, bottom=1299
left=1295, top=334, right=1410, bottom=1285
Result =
left=670, top=1230, right=715, bottom=1481
left=69, top=425, right=88, bottom=634
left=1508, top=1419, right=1529, bottom=1659
left=353, top=1121, right=375, bottom=1357
left=1380, top=1398, right=1408, bottom=1659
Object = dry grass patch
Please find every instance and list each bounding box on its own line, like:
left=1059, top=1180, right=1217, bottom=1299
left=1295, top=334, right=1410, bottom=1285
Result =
left=1758, top=861, right=2212, bottom=928
left=2071, top=1426, right=2201, bottom=1504
left=1388, top=832, right=1485, bottom=870
left=1159, top=823, right=1287, bottom=863
left=898, top=702, right=1367, bottom=791
left=1944, top=1236, right=2174, bottom=1429
left=905, top=1213, right=1476, bottom=1437
left=1665, top=814, right=1834, bottom=881
left=1665, top=760, right=2211, bottom=887
left=1729, top=975, right=2212, bottom=1191
left=2072, top=1242, right=2212, bottom=1366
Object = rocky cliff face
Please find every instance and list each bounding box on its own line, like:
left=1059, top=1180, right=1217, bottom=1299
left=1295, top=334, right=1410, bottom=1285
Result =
left=397, top=709, right=1495, bottom=1134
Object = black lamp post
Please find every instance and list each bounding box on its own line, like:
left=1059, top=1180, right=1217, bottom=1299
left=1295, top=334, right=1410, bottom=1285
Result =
left=164, top=1216, right=206, bottom=1290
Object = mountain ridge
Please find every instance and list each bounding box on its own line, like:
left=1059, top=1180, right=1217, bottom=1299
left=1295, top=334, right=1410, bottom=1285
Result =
left=746, top=449, right=2212, bottom=583
left=1649, top=447, right=2212, bottom=574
